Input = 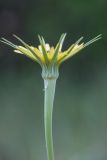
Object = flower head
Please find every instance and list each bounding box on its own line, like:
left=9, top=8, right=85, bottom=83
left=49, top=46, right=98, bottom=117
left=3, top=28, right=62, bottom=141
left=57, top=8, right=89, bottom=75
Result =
left=1, top=33, right=101, bottom=79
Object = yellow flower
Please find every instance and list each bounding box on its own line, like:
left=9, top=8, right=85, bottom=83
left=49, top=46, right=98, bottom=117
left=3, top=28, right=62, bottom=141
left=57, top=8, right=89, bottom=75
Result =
left=1, top=33, right=101, bottom=79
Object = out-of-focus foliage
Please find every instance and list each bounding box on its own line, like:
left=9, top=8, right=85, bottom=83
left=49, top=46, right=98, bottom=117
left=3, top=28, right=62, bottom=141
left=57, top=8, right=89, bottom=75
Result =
left=0, top=0, right=107, bottom=160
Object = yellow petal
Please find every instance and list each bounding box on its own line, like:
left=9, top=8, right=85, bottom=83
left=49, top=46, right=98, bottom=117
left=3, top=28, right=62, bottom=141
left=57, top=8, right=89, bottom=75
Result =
left=62, top=43, right=84, bottom=61
left=14, top=49, right=23, bottom=54
left=47, top=47, right=55, bottom=61
left=15, top=46, right=37, bottom=61
left=33, top=47, right=45, bottom=62
left=58, top=52, right=67, bottom=61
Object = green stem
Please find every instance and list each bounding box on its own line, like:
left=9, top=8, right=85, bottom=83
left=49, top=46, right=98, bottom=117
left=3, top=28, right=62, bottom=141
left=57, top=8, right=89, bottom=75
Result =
left=44, top=79, right=57, bottom=160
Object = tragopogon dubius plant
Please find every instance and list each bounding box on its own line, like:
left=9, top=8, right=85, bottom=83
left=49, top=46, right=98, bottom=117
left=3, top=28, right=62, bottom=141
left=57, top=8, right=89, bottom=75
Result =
left=1, top=33, right=101, bottom=160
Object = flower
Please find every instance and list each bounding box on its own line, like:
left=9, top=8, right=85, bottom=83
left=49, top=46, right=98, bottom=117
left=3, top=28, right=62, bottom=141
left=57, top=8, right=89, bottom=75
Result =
left=1, top=34, right=101, bottom=79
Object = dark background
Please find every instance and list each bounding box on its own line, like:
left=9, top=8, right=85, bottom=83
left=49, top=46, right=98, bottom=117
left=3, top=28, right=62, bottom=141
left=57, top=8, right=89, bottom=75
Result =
left=0, top=0, right=107, bottom=160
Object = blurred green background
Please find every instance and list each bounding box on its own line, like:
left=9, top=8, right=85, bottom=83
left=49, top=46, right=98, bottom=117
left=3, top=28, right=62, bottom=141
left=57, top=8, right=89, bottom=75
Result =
left=0, top=0, right=107, bottom=159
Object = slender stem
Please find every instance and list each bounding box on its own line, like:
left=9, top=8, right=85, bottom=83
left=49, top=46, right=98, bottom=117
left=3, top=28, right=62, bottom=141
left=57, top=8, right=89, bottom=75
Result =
left=44, top=79, right=57, bottom=160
